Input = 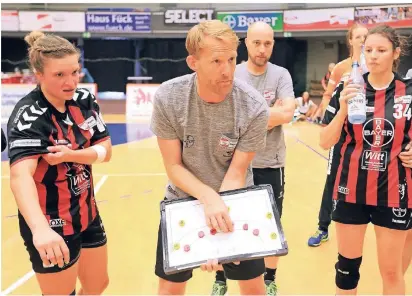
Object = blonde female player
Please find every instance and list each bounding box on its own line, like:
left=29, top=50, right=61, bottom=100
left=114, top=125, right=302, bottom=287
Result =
left=7, top=31, right=111, bottom=295
left=308, top=23, right=369, bottom=247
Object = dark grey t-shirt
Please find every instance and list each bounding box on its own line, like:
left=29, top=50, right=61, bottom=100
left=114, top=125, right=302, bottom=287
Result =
left=150, top=73, right=269, bottom=199
left=235, top=62, right=295, bottom=168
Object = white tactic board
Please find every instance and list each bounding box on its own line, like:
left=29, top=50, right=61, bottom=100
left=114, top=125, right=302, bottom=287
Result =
left=160, top=185, right=288, bottom=275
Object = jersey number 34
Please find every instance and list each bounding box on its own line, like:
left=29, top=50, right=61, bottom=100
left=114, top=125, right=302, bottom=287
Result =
left=393, top=104, right=412, bottom=120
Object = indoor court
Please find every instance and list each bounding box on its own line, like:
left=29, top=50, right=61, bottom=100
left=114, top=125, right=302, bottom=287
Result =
left=2, top=117, right=411, bottom=295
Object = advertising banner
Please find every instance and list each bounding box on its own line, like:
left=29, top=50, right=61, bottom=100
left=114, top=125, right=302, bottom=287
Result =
left=164, top=9, right=214, bottom=25
left=126, top=84, right=159, bottom=120
left=85, top=9, right=151, bottom=33
left=1, top=84, right=97, bottom=124
left=284, top=8, right=354, bottom=31
left=355, top=5, right=412, bottom=28
left=2, top=10, right=19, bottom=31
left=216, top=11, right=283, bottom=32
left=18, top=11, right=85, bottom=32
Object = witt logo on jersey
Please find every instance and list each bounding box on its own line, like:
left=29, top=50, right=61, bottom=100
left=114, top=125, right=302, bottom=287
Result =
left=361, top=150, right=388, bottom=172
left=362, top=118, right=394, bottom=148
left=65, top=163, right=91, bottom=196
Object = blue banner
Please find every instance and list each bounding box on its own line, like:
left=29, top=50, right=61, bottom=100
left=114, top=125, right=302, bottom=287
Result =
left=85, top=10, right=151, bottom=33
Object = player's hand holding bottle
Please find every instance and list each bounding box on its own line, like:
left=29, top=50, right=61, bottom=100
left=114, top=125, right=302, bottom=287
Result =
left=339, top=79, right=363, bottom=117
left=201, top=189, right=234, bottom=233
left=32, top=225, right=70, bottom=268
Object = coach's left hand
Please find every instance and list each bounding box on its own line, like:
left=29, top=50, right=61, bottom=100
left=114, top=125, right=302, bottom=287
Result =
left=399, top=141, right=412, bottom=168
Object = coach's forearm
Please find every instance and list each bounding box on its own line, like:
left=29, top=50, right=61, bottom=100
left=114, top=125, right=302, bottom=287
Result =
left=219, top=170, right=246, bottom=192
left=166, top=163, right=216, bottom=202
left=268, top=107, right=294, bottom=129
left=320, top=110, right=346, bottom=150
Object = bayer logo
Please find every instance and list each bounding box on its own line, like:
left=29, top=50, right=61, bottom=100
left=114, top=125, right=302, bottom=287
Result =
left=222, top=15, right=237, bottom=28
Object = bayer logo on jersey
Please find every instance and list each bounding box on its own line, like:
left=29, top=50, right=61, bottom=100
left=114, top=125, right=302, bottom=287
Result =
left=362, top=118, right=395, bottom=148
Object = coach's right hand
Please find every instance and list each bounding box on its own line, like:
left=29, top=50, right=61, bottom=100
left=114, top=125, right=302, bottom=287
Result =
left=202, top=190, right=234, bottom=233
left=32, top=226, right=70, bottom=268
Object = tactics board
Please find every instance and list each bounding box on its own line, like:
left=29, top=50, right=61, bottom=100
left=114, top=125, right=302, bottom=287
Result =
left=160, top=185, right=288, bottom=275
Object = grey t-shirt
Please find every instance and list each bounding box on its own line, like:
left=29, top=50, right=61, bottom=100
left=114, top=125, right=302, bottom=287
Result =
left=150, top=73, right=269, bottom=200
left=235, top=62, right=294, bottom=168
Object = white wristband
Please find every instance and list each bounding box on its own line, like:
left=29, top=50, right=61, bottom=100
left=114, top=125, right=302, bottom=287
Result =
left=91, top=144, right=106, bottom=163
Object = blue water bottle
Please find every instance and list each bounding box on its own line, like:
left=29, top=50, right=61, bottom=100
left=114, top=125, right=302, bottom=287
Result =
left=347, top=61, right=366, bottom=124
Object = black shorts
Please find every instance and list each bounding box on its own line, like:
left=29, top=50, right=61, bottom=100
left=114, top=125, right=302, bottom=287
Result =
left=332, top=200, right=412, bottom=231
left=154, top=222, right=265, bottom=283
left=19, top=213, right=107, bottom=273
left=253, top=167, right=285, bottom=218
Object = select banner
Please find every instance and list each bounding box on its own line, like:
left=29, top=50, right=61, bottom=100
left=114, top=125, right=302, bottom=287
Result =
left=216, top=11, right=283, bottom=32
left=284, top=8, right=354, bottom=31
left=355, top=5, right=412, bottom=28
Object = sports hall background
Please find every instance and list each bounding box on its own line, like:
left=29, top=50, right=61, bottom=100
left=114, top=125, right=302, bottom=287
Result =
left=1, top=2, right=412, bottom=295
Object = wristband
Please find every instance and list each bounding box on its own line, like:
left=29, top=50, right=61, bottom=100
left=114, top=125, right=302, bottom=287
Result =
left=91, top=144, right=106, bottom=163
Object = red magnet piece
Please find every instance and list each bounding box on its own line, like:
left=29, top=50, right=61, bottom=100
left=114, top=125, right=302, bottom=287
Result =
left=253, top=229, right=260, bottom=236
left=210, top=228, right=217, bottom=235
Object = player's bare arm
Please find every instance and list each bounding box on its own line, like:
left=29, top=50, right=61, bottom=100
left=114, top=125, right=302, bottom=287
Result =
left=43, top=138, right=112, bottom=166
left=10, top=158, right=70, bottom=268
left=157, top=137, right=234, bottom=233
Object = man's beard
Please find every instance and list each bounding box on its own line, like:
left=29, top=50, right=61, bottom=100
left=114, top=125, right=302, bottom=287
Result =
left=249, top=55, right=269, bottom=67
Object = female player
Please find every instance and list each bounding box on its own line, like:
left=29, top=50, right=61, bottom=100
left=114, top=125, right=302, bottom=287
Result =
left=321, top=24, right=412, bottom=295
left=295, top=91, right=318, bottom=121
left=308, top=23, right=369, bottom=246
left=7, top=31, right=112, bottom=295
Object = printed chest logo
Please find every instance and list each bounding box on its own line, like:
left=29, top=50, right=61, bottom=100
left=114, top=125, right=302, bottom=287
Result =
left=362, top=118, right=394, bottom=148
left=219, top=135, right=238, bottom=149
left=263, top=90, right=276, bottom=105
left=79, top=116, right=97, bottom=130
left=183, top=135, right=195, bottom=148
left=65, top=163, right=91, bottom=196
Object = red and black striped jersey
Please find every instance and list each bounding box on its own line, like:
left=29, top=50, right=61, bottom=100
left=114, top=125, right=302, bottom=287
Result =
left=323, top=73, right=412, bottom=209
left=7, top=86, right=110, bottom=236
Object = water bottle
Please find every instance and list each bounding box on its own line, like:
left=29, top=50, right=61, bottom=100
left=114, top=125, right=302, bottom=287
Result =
left=360, top=45, right=369, bottom=74
left=347, top=61, right=366, bottom=124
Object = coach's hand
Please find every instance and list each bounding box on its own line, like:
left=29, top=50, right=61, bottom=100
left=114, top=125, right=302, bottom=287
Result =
left=200, top=259, right=240, bottom=273
left=399, top=141, right=412, bottom=168
left=32, top=226, right=70, bottom=269
left=202, top=190, right=234, bottom=233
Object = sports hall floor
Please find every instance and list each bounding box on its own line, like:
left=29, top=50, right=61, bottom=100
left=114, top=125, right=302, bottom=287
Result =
left=1, top=116, right=411, bottom=295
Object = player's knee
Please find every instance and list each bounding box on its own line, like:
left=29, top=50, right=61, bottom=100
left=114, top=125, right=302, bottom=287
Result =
left=83, top=276, right=109, bottom=295
left=335, top=254, right=362, bottom=290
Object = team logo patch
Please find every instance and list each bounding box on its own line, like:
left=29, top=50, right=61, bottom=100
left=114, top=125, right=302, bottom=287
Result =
left=78, top=116, right=97, bottom=130
left=219, top=135, right=238, bottom=149
left=362, top=118, right=394, bottom=148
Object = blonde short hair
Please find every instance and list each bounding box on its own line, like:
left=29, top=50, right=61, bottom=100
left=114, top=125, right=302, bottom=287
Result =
left=185, top=20, right=239, bottom=56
